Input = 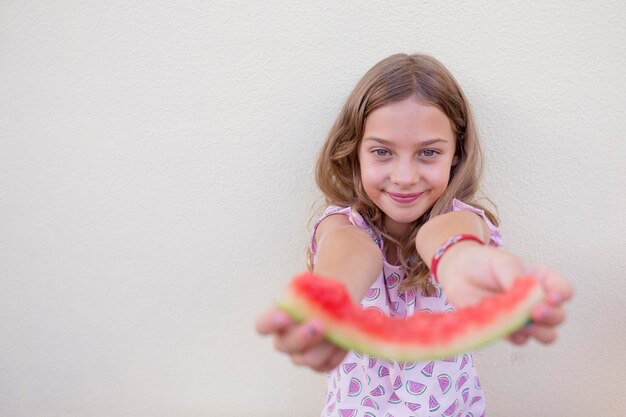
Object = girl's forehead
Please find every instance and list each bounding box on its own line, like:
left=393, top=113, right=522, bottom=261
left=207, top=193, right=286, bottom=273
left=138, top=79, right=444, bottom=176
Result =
left=363, top=98, right=455, bottom=142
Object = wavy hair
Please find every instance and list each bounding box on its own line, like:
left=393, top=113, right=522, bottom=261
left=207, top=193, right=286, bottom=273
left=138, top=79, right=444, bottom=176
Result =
left=308, top=53, right=497, bottom=294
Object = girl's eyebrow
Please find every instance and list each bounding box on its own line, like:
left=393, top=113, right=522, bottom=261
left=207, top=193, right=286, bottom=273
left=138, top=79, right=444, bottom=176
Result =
left=363, top=137, right=449, bottom=146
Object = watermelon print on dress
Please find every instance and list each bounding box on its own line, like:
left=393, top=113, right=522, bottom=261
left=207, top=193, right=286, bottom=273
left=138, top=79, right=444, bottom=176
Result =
left=421, top=361, right=435, bottom=377
left=442, top=399, right=459, bottom=417
left=370, top=385, right=385, bottom=397
left=429, top=395, right=441, bottom=412
left=456, top=372, right=470, bottom=391
left=392, top=376, right=403, bottom=391
left=361, top=396, right=379, bottom=410
left=398, top=289, right=416, bottom=305
left=405, top=402, right=421, bottom=412
left=347, top=378, right=362, bottom=397
left=406, top=380, right=427, bottom=396
left=403, top=361, right=417, bottom=371
left=438, top=374, right=452, bottom=394
left=388, top=391, right=401, bottom=404
left=385, top=272, right=401, bottom=289
left=343, top=363, right=357, bottom=374
left=460, top=354, right=470, bottom=370
left=364, top=288, right=381, bottom=301
left=462, top=387, right=470, bottom=404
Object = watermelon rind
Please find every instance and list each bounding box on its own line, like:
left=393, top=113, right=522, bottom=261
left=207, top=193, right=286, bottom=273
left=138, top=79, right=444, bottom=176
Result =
left=276, top=275, right=545, bottom=362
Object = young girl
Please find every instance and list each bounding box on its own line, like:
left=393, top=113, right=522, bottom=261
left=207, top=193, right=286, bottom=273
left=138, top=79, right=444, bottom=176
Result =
left=256, top=53, right=572, bottom=416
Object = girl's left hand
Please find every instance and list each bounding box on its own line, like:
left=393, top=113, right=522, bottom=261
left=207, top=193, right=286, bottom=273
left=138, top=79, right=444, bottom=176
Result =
left=506, top=264, right=573, bottom=345
left=435, top=243, right=574, bottom=345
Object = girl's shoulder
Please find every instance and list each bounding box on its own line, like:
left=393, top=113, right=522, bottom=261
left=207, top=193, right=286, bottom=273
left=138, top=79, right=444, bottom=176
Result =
left=310, top=205, right=383, bottom=255
left=450, top=198, right=504, bottom=247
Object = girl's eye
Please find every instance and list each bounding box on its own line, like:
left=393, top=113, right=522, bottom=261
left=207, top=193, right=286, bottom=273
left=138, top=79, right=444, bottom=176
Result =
left=373, top=149, right=391, bottom=157
left=420, top=149, right=439, bottom=158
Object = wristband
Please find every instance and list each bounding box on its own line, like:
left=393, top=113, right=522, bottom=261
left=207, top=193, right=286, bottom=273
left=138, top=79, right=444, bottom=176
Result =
left=430, top=234, right=484, bottom=283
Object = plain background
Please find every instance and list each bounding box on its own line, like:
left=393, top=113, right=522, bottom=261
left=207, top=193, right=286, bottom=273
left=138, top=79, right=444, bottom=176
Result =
left=1, top=1, right=625, bottom=416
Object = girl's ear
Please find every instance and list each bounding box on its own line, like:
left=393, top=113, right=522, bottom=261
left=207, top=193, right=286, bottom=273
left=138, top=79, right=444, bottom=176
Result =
left=452, top=155, right=461, bottom=166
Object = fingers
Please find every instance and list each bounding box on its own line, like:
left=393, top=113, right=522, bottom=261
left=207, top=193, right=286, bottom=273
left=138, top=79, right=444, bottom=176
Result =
left=508, top=303, right=566, bottom=346
left=255, top=308, right=293, bottom=335
left=531, top=304, right=566, bottom=327
left=256, top=307, right=327, bottom=354
left=527, top=266, right=572, bottom=345
left=292, top=343, right=348, bottom=372
left=508, top=330, right=530, bottom=345
left=476, top=253, right=574, bottom=315
left=534, top=267, right=575, bottom=305
left=508, top=323, right=557, bottom=345
left=507, top=276, right=568, bottom=347
left=272, top=317, right=347, bottom=372
left=256, top=308, right=346, bottom=373
left=508, top=322, right=555, bottom=345
left=273, top=319, right=325, bottom=353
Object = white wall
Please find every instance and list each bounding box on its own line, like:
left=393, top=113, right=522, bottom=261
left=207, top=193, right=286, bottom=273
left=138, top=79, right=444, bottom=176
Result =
left=1, top=1, right=625, bottom=416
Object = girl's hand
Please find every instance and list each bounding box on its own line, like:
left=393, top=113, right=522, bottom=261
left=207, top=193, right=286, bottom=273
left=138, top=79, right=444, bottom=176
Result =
left=436, top=243, right=574, bottom=346
left=255, top=307, right=347, bottom=372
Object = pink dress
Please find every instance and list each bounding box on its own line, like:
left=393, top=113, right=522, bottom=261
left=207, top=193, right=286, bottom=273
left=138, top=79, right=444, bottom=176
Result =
left=310, top=199, right=503, bottom=417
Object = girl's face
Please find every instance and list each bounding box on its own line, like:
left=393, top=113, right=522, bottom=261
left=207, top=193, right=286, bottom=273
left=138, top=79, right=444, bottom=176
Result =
left=358, top=95, right=458, bottom=238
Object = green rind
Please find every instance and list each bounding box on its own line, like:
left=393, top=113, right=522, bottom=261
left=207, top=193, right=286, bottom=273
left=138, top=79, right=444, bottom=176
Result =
left=275, top=281, right=544, bottom=362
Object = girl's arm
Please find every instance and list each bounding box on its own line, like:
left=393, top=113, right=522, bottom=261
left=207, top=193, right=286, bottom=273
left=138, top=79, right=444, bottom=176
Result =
left=311, top=214, right=383, bottom=302
left=416, top=210, right=573, bottom=345
left=256, top=214, right=383, bottom=372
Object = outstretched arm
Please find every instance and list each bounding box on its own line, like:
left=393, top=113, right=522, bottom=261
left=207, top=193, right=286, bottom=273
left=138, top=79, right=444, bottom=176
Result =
left=416, top=210, right=573, bottom=345
left=256, top=214, right=383, bottom=372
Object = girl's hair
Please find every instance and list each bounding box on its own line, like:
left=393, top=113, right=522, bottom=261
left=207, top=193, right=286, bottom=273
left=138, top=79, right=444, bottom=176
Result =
left=309, top=53, right=498, bottom=294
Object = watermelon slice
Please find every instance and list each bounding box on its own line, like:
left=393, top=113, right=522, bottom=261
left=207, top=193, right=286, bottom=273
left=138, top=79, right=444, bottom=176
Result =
left=276, top=272, right=544, bottom=362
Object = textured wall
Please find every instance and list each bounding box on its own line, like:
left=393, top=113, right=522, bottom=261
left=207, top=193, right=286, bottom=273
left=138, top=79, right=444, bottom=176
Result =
left=1, top=1, right=625, bottom=416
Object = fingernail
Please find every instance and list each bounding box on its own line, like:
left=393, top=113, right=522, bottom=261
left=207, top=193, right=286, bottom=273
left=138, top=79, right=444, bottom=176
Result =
left=308, top=321, right=321, bottom=336
left=272, top=313, right=287, bottom=326
left=548, top=291, right=562, bottom=304
left=535, top=305, right=549, bottom=321
left=513, top=333, right=525, bottom=344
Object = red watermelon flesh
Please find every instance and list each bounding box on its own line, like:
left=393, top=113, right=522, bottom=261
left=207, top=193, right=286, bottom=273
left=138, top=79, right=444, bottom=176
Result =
left=276, top=272, right=544, bottom=361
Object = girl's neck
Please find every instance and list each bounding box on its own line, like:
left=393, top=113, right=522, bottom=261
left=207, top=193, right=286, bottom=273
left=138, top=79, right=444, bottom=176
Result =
left=384, top=242, right=400, bottom=265
left=379, top=216, right=406, bottom=265
left=383, top=217, right=410, bottom=240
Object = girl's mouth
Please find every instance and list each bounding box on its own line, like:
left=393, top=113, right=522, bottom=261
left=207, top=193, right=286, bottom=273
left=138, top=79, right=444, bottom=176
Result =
left=387, top=192, right=423, bottom=204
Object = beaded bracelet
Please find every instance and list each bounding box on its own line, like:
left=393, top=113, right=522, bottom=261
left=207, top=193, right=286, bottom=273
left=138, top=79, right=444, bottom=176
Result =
left=430, top=234, right=484, bottom=283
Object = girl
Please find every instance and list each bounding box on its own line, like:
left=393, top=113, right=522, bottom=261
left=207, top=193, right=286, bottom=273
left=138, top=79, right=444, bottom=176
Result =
left=256, top=53, right=572, bottom=416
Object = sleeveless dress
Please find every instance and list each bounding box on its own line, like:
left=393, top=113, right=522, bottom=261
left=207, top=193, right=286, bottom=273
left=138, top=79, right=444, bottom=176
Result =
left=310, top=199, right=503, bottom=417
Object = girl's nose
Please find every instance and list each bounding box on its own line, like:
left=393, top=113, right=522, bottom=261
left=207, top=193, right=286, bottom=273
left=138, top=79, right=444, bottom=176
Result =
left=390, top=159, right=419, bottom=187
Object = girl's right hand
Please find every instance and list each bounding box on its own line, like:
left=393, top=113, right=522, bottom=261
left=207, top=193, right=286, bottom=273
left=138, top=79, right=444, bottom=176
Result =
left=436, top=244, right=573, bottom=346
left=255, top=307, right=348, bottom=372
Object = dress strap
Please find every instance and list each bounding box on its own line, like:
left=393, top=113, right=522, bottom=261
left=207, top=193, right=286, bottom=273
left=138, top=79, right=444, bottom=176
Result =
left=310, top=206, right=383, bottom=256
left=451, top=198, right=504, bottom=248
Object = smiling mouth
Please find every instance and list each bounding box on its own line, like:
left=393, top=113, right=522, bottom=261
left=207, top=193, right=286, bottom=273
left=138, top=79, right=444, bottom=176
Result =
left=387, top=192, right=423, bottom=204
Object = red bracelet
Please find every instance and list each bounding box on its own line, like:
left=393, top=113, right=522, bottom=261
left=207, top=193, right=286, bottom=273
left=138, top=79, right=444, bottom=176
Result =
left=430, top=234, right=484, bottom=283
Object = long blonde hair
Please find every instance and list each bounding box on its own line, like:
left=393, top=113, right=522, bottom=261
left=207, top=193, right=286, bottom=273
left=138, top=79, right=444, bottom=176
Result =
left=309, top=53, right=497, bottom=294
